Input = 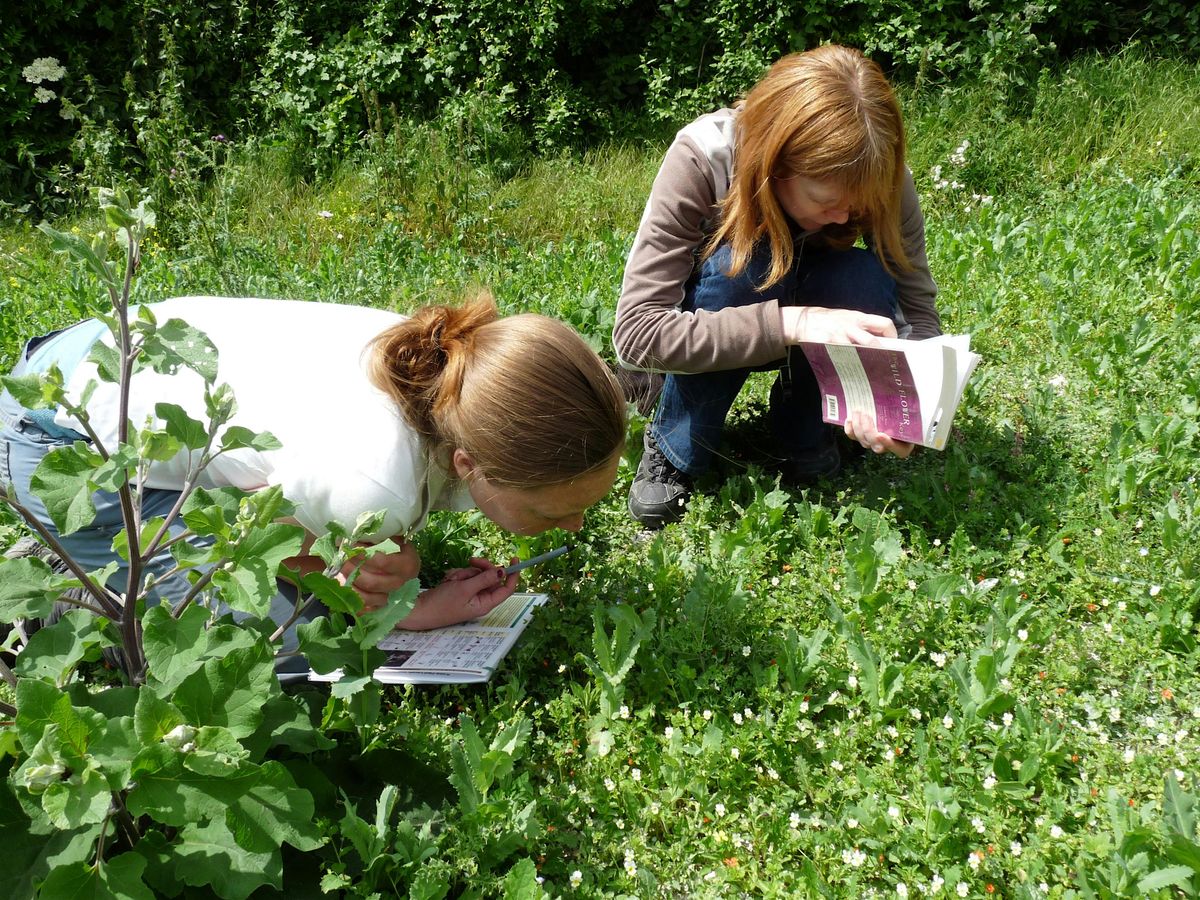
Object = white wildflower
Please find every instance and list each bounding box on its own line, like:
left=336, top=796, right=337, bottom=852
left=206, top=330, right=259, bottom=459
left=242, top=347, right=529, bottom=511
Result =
left=943, top=714, right=955, bottom=729
left=982, top=774, right=997, bottom=790
left=1010, top=840, right=1022, bottom=856
left=569, top=870, right=583, bottom=888
left=34, top=86, right=56, bottom=103
left=742, top=645, right=751, bottom=657
left=1050, top=824, right=1064, bottom=838
left=956, top=883, right=969, bottom=898
left=22, top=57, right=66, bottom=83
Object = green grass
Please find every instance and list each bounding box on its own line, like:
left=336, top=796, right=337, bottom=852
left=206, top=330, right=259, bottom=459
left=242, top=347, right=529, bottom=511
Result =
left=3, top=50, right=1200, bottom=897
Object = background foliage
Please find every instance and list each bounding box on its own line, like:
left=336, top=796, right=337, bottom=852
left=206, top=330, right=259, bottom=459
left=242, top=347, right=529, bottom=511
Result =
left=4, top=0, right=1200, bottom=215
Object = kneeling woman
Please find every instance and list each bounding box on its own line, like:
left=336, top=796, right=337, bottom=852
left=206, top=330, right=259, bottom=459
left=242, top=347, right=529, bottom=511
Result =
left=0, top=293, right=626, bottom=675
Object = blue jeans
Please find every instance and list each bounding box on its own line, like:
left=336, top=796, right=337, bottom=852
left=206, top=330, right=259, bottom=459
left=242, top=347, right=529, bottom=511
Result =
left=0, top=335, right=314, bottom=681
left=653, top=243, right=899, bottom=475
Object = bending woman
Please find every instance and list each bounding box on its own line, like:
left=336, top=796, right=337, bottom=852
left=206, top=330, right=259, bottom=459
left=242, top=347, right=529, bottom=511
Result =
left=612, top=45, right=942, bottom=527
left=0, top=293, right=626, bottom=675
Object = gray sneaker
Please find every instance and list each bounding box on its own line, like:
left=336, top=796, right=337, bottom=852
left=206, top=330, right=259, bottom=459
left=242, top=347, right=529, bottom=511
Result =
left=628, top=430, right=693, bottom=528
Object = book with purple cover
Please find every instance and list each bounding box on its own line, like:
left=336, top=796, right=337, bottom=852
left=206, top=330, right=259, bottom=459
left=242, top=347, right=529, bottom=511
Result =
left=798, top=334, right=980, bottom=450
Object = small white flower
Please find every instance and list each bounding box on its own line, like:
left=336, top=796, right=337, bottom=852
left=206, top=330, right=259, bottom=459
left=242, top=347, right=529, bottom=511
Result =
left=943, top=714, right=955, bottom=729
left=898, top=883, right=909, bottom=897
left=956, top=883, right=969, bottom=898
left=968, top=850, right=983, bottom=871
left=742, top=645, right=751, bottom=657
left=731, top=747, right=740, bottom=759
left=799, top=700, right=809, bottom=714
left=34, top=86, right=56, bottom=103
left=972, top=816, right=985, bottom=834
left=847, top=817, right=859, bottom=829
left=789, top=811, right=801, bottom=829
left=1002, top=712, right=1014, bottom=727
left=933, top=538, right=942, bottom=546
left=830, top=759, right=844, bottom=771
left=1139, top=547, right=1149, bottom=557
left=569, top=870, right=583, bottom=888
left=888, top=805, right=901, bottom=820
left=931, top=874, right=945, bottom=893
left=649, top=801, right=661, bottom=814
left=1109, top=708, right=1121, bottom=723
left=664, top=726, right=674, bottom=739
left=1093, top=527, right=1103, bottom=537
left=702, top=709, right=712, bottom=721
left=910, top=708, right=922, bottom=721
left=317, top=210, right=334, bottom=218
left=22, top=57, right=66, bottom=83
left=842, top=847, right=867, bottom=867
left=619, top=705, right=630, bottom=720
left=715, top=802, right=726, bottom=817
left=604, top=777, right=616, bottom=792
left=1050, top=824, right=1064, bottom=838
left=1150, top=584, right=1162, bottom=597
left=733, top=712, right=743, bottom=725
left=982, top=774, right=997, bottom=790
left=1017, top=629, right=1028, bottom=641
left=1048, top=374, right=1068, bottom=388
left=623, top=847, right=637, bottom=878
left=557, top=663, right=567, bottom=674
left=1010, top=840, right=1022, bottom=856
left=631, top=767, right=641, bottom=781
left=931, top=652, right=947, bottom=668
left=848, top=675, right=859, bottom=690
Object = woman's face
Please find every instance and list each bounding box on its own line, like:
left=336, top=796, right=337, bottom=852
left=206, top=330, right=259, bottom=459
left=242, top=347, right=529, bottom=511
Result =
left=455, top=451, right=622, bottom=536
left=771, top=174, right=852, bottom=232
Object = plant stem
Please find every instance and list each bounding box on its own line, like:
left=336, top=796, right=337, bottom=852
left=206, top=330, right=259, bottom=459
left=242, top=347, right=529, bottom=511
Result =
left=0, top=656, right=16, bottom=690
left=0, top=486, right=124, bottom=619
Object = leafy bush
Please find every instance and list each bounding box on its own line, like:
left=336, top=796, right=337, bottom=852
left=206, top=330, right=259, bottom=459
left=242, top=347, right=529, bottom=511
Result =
left=4, top=0, right=1199, bottom=215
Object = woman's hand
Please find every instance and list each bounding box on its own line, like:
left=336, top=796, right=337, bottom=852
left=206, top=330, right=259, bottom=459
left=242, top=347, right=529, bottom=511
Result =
left=395, top=558, right=520, bottom=631
left=343, top=541, right=422, bottom=613
left=781, top=306, right=898, bottom=347
left=843, top=409, right=915, bottom=459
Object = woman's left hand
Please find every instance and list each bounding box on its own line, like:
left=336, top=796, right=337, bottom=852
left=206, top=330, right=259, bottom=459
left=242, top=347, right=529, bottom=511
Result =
left=844, top=410, right=915, bottom=459
left=395, top=558, right=521, bottom=631
left=343, top=541, right=422, bottom=613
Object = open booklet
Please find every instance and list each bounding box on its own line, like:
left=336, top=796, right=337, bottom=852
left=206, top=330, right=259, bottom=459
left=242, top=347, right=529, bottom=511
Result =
left=798, top=334, right=981, bottom=450
left=310, top=592, right=549, bottom=685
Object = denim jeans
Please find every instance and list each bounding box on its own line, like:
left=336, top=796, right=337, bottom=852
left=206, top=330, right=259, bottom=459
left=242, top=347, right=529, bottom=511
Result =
left=1, top=335, right=314, bottom=681
left=653, top=242, right=899, bottom=475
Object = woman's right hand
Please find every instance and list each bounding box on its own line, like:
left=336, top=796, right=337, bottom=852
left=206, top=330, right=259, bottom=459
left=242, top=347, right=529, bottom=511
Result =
left=781, top=306, right=897, bottom=347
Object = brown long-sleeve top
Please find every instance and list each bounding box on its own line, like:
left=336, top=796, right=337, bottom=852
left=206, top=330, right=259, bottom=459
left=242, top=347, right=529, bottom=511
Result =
left=612, top=108, right=942, bottom=374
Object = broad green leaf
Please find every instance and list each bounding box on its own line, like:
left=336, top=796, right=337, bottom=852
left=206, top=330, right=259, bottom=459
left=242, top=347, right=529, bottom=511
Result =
left=134, top=686, right=185, bottom=744
left=223, top=760, right=323, bottom=852
left=1163, top=772, right=1197, bottom=839
left=87, top=340, right=121, bottom=384
left=212, top=563, right=276, bottom=617
left=127, top=756, right=260, bottom=826
left=331, top=674, right=372, bottom=699
left=138, top=318, right=219, bottom=383
left=172, top=818, right=281, bottom=898
left=142, top=604, right=212, bottom=693
left=219, top=425, right=281, bottom=453
left=30, top=443, right=104, bottom=535
left=110, top=517, right=167, bottom=563
left=1136, top=866, right=1195, bottom=893
left=294, top=571, right=362, bottom=615
left=41, top=765, right=111, bottom=829
left=90, top=443, right=139, bottom=493
left=1, top=371, right=64, bottom=410
left=14, top=680, right=71, bottom=752
left=243, top=695, right=334, bottom=756
left=136, top=429, right=182, bottom=463
left=351, top=577, right=420, bottom=646
left=503, top=858, right=549, bottom=900
left=154, top=402, right=208, bottom=450
left=0, top=781, right=101, bottom=900
left=14, top=609, right=107, bottom=683
left=296, top=617, right=365, bottom=675
left=0, top=557, right=61, bottom=621
left=36, top=222, right=118, bottom=289
left=171, top=643, right=276, bottom=738
left=37, top=852, right=156, bottom=900
left=182, top=726, right=250, bottom=777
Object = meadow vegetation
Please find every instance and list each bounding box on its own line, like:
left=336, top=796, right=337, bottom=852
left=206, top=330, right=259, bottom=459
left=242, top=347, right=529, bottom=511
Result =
left=1, top=50, right=1199, bottom=898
